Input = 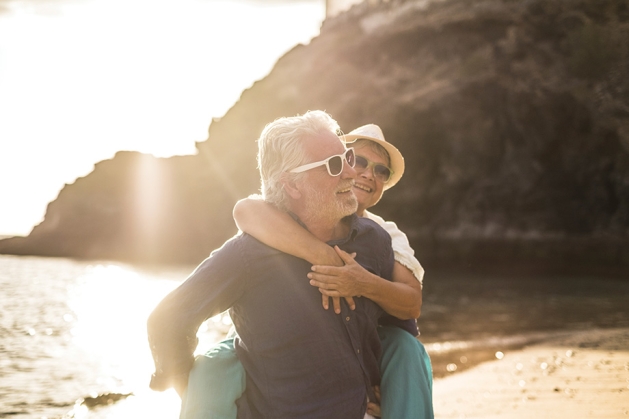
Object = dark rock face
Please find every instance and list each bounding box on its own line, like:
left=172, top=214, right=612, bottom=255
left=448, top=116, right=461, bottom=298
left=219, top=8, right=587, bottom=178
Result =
left=0, top=152, right=236, bottom=264
left=2, top=0, right=628, bottom=273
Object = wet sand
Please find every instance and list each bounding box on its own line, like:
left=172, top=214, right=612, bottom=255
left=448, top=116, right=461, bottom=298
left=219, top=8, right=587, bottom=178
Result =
left=432, top=327, right=629, bottom=418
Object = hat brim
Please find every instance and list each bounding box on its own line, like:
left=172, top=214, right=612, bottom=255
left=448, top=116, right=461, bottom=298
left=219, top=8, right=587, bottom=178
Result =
left=342, top=134, right=405, bottom=190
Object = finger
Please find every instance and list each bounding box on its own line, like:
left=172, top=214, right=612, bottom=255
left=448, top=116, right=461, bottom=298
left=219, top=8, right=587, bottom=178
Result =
left=332, top=297, right=341, bottom=314
left=333, top=245, right=357, bottom=265
left=321, top=294, right=329, bottom=310
left=309, top=278, right=335, bottom=290
left=310, top=265, right=343, bottom=275
left=308, top=271, right=339, bottom=282
left=318, top=288, right=341, bottom=297
left=374, top=385, right=381, bottom=402
left=344, top=296, right=356, bottom=310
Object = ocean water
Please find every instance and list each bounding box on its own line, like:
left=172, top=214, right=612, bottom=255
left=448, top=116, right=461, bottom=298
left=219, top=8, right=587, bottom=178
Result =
left=1, top=254, right=628, bottom=418
left=0, top=255, right=229, bottom=419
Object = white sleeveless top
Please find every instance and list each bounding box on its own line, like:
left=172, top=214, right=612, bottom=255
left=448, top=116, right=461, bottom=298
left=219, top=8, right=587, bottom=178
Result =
left=363, top=210, right=424, bottom=286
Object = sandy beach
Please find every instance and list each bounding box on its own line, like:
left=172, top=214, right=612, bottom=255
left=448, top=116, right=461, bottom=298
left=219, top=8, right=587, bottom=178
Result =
left=433, top=328, right=629, bottom=418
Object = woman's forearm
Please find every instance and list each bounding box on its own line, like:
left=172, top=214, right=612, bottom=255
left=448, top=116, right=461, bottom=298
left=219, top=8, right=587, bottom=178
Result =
left=233, top=197, right=343, bottom=266
left=309, top=250, right=423, bottom=319
left=358, top=262, right=422, bottom=319
left=234, top=199, right=422, bottom=318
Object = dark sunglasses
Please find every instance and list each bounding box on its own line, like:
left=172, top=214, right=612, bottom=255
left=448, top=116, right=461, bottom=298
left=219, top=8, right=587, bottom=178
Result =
left=355, top=155, right=393, bottom=183
left=290, top=148, right=355, bottom=177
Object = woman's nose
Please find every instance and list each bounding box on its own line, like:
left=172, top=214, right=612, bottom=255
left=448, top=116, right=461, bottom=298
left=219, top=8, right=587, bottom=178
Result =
left=358, top=165, right=374, bottom=180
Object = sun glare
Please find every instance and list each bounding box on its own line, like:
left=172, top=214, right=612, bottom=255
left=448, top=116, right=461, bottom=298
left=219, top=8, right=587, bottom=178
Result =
left=132, top=154, right=168, bottom=257
left=0, top=0, right=325, bottom=236
left=66, top=263, right=184, bottom=417
left=61, top=262, right=233, bottom=418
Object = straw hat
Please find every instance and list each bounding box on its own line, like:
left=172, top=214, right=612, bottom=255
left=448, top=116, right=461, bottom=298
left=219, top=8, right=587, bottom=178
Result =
left=342, top=124, right=405, bottom=190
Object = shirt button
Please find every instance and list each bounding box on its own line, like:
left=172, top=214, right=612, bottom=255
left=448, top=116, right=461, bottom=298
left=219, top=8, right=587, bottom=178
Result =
left=357, top=349, right=360, bottom=354
left=345, top=316, right=350, bottom=321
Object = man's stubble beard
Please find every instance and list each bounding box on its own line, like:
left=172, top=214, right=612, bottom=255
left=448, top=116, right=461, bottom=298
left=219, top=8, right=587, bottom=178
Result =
left=302, top=181, right=358, bottom=225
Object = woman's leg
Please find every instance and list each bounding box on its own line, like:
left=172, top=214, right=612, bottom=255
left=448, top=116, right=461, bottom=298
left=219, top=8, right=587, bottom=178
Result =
left=378, top=325, right=434, bottom=419
left=179, top=338, right=246, bottom=419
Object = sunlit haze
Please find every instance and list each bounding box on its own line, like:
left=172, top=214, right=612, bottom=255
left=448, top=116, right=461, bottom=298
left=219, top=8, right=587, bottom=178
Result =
left=0, top=0, right=325, bottom=236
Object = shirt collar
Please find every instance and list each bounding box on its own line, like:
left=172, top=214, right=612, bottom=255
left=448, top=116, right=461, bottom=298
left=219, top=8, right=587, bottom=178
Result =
left=327, top=214, right=360, bottom=246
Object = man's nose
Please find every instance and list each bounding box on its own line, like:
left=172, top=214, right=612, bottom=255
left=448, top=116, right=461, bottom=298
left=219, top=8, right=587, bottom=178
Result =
left=342, top=160, right=357, bottom=179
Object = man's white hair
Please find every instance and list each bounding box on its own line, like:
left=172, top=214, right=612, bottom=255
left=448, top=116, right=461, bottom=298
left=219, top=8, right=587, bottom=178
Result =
left=258, top=110, right=340, bottom=210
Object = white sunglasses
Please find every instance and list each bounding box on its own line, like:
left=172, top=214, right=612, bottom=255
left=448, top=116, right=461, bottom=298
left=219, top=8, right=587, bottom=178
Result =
left=289, top=148, right=356, bottom=176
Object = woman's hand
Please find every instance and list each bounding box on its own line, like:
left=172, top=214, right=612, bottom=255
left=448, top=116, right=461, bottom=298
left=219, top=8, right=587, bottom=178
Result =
left=321, top=294, right=356, bottom=314
left=311, top=246, right=423, bottom=320
left=308, top=246, right=372, bottom=313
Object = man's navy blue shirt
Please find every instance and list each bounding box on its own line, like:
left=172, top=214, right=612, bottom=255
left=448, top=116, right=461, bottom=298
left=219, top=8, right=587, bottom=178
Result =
left=148, top=214, right=412, bottom=419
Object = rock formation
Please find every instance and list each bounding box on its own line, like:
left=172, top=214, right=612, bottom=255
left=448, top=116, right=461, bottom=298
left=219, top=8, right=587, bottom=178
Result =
left=2, top=0, right=628, bottom=274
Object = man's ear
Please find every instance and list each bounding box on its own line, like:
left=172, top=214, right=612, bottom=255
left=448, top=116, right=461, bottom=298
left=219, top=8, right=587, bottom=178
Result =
left=281, top=173, right=302, bottom=200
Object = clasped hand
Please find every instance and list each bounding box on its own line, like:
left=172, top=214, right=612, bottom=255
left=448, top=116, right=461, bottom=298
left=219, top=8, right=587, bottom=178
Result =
left=308, top=245, right=369, bottom=314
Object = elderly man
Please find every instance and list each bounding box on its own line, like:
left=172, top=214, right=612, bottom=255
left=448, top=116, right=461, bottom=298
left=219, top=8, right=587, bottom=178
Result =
left=147, top=111, right=396, bottom=418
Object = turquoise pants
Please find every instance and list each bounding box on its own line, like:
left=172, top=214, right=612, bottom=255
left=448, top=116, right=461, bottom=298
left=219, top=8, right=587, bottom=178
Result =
left=377, top=326, right=434, bottom=419
left=180, top=326, right=433, bottom=419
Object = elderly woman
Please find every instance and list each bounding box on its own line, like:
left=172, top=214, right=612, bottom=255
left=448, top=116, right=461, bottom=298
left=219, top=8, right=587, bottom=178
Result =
left=181, top=125, right=433, bottom=419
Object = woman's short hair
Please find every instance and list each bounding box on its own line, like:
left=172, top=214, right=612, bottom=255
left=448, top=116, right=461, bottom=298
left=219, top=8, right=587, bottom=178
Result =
left=257, top=110, right=340, bottom=210
left=352, top=139, right=391, bottom=166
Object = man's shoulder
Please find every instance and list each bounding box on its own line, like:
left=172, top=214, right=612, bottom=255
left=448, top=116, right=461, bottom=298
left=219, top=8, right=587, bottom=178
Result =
left=209, top=232, right=282, bottom=260
left=353, top=216, right=392, bottom=245
left=340, top=215, right=394, bottom=281
left=210, top=231, right=276, bottom=256
left=193, top=233, right=281, bottom=279
left=362, top=210, right=385, bottom=225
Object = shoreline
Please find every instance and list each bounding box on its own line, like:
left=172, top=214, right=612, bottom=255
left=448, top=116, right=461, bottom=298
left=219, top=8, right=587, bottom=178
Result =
left=425, top=329, right=571, bottom=379
left=432, top=327, right=629, bottom=418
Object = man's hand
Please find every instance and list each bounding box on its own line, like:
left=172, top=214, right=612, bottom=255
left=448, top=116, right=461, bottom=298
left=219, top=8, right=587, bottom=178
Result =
left=173, top=375, right=188, bottom=399
left=366, top=385, right=381, bottom=417
left=309, top=246, right=370, bottom=313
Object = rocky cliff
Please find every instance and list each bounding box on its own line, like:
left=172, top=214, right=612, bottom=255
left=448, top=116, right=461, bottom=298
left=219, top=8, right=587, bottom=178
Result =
left=2, top=0, right=628, bottom=274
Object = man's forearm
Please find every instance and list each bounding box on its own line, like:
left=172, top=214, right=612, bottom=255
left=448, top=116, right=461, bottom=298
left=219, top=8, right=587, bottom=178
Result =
left=147, top=307, right=197, bottom=392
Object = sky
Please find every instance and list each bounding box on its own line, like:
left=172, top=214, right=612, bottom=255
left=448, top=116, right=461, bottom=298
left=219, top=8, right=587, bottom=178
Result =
left=0, top=0, right=325, bottom=236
